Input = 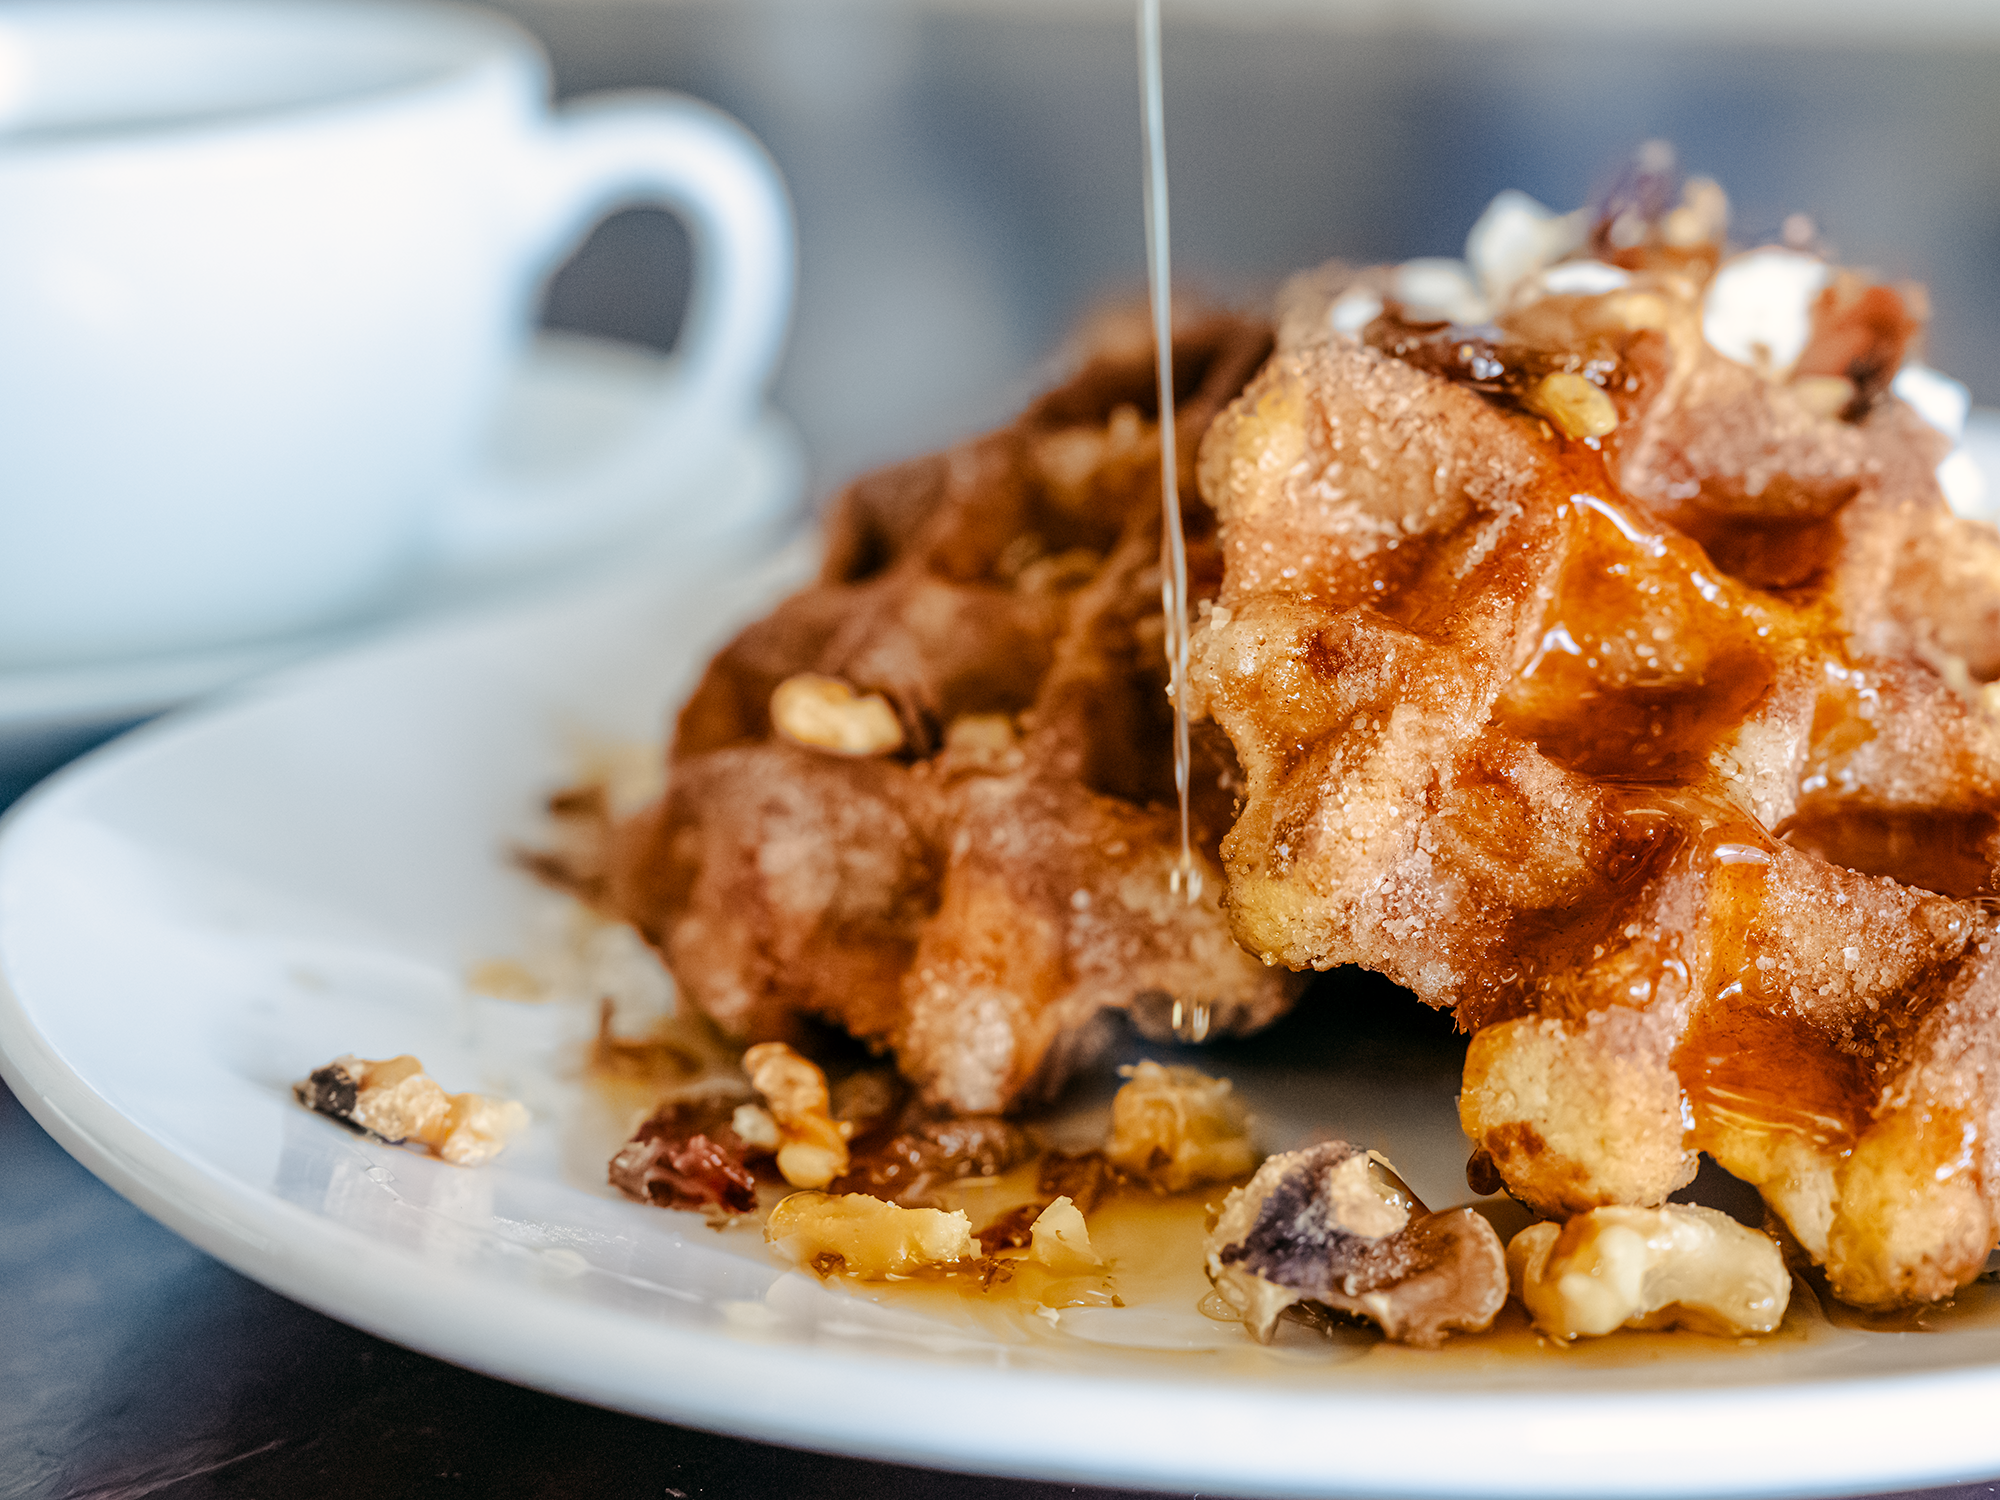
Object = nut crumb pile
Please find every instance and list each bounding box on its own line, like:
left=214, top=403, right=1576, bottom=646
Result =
left=293, top=1054, right=528, bottom=1167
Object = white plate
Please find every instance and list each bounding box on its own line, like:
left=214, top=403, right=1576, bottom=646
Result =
left=7, top=522, right=2000, bottom=1500
left=0, top=332, right=805, bottom=798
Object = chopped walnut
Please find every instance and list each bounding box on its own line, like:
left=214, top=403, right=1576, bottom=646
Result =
left=975, top=1202, right=1043, bottom=1254
left=609, top=1091, right=767, bottom=1218
left=294, top=1054, right=528, bottom=1167
left=1205, top=1142, right=1508, bottom=1348
left=1796, top=272, right=1923, bottom=416
left=1104, top=1061, right=1256, bottom=1191
left=769, top=673, right=904, bottom=756
left=832, top=1104, right=1032, bottom=1207
left=765, top=1191, right=976, bottom=1278
left=1507, top=1204, right=1791, bottom=1340
left=1028, top=1196, right=1103, bottom=1273
left=1037, top=1149, right=1116, bottom=1215
left=742, top=1042, right=852, bottom=1189
left=1523, top=370, right=1617, bottom=439
left=730, top=1102, right=782, bottom=1151
left=938, top=713, right=1024, bottom=776
left=974, top=1151, right=1119, bottom=1254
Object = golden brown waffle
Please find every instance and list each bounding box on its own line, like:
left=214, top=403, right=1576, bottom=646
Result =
left=601, top=313, right=1300, bottom=1113
left=1191, top=217, right=2000, bottom=1308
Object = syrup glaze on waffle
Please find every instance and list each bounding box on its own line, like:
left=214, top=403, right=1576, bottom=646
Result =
left=1190, top=167, right=2000, bottom=1310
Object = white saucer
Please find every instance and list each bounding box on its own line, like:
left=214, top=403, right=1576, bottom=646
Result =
left=0, top=333, right=806, bottom=798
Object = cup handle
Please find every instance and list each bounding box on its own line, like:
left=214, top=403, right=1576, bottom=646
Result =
left=434, top=91, right=795, bottom=573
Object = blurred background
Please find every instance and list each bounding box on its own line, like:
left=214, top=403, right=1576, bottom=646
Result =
left=520, top=0, right=2000, bottom=495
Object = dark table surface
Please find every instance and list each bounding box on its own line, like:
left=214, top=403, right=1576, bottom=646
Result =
left=12, top=3, right=2000, bottom=1494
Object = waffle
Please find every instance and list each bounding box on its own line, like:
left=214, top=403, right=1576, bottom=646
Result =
left=600, top=313, right=1300, bottom=1114
left=1190, top=185, right=2000, bottom=1309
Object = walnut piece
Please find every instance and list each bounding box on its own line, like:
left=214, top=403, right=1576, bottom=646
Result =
left=1105, top=1061, right=1256, bottom=1191
left=1027, top=1195, right=1103, bottom=1273
left=742, top=1041, right=853, bottom=1189
left=765, top=1190, right=975, bottom=1277
left=768, top=672, right=904, bottom=756
left=730, top=1101, right=783, bottom=1150
left=1205, top=1141, right=1508, bottom=1348
left=938, top=713, right=1022, bottom=776
left=1523, top=370, right=1617, bottom=439
left=294, top=1054, right=528, bottom=1167
left=609, top=1090, right=766, bottom=1218
left=1037, top=1149, right=1117, bottom=1215
left=1506, top=1204, right=1791, bottom=1340
left=832, top=1109, right=1032, bottom=1207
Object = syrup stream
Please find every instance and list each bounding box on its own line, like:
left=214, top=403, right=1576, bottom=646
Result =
left=1137, top=0, right=1201, bottom=936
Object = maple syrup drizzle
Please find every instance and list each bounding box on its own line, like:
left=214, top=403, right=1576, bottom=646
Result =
left=1137, top=0, right=1201, bottom=945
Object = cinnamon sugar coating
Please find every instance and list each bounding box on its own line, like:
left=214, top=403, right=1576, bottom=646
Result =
left=603, top=315, right=1300, bottom=1113
left=1192, top=240, right=2000, bottom=1310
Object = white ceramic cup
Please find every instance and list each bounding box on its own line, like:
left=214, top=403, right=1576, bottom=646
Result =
left=0, top=0, right=793, bottom=667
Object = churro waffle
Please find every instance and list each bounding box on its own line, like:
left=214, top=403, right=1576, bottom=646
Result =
left=1190, top=169, right=2000, bottom=1308
left=598, top=314, right=1300, bottom=1113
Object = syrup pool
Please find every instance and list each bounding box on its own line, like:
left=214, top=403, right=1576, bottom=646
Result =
left=572, top=975, right=2000, bottom=1386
